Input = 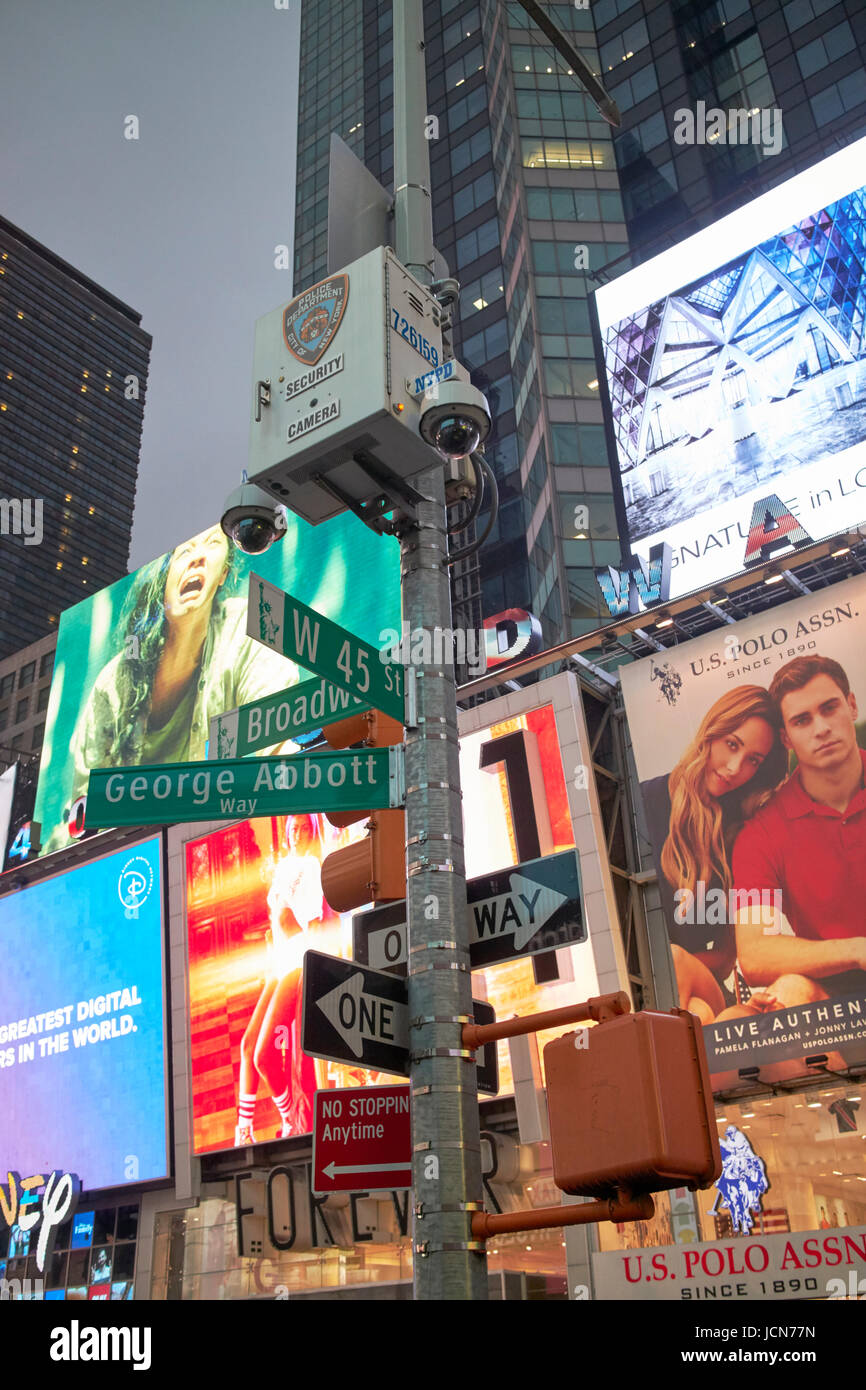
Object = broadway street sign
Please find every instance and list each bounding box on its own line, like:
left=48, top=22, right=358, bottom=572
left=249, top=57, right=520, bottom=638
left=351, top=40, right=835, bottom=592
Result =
left=302, top=950, right=499, bottom=1094
left=247, top=573, right=404, bottom=722
left=85, top=748, right=404, bottom=828
left=354, top=850, right=584, bottom=972
left=209, top=674, right=371, bottom=760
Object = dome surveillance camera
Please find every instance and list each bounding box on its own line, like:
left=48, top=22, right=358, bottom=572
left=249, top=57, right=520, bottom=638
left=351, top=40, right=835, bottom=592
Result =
left=419, top=380, right=491, bottom=462
left=221, top=481, right=288, bottom=555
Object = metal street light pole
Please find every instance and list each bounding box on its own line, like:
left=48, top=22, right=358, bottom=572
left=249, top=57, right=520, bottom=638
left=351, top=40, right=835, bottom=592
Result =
left=392, top=0, right=488, bottom=1300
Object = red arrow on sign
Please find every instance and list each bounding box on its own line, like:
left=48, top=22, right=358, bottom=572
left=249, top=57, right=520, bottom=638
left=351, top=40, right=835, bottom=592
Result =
left=313, top=1085, right=411, bottom=1194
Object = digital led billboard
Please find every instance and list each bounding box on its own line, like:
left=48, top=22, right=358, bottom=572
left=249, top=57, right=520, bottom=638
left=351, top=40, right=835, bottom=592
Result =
left=619, top=574, right=866, bottom=1087
left=0, top=834, right=167, bottom=1189
left=185, top=700, right=593, bottom=1155
left=34, top=512, right=400, bottom=857
left=594, top=135, right=866, bottom=609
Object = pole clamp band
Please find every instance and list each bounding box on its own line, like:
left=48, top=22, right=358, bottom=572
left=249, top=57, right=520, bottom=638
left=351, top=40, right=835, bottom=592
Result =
left=406, top=780, right=459, bottom=794
left=407, top=830, right=462, bottom=847
left=413, top=1141, right=480, bottom=1153
left=410, top=939, right=459, bottom=954
left=408, top=858, right=455, bottom=876
left=410, top=1014, right=474, bottom=1029
left=411, top=1084, right=466, bottom=1097
left=414, top=1202, right=484, bottom=1218
left=410, top=1047, right=475, bottom=1063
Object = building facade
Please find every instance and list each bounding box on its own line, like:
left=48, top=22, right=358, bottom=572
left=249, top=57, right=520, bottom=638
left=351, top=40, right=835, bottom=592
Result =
left=0, top=216, right=150, bottom=659
left=596, top=0, right=866, bottom=262
left=293, top=0, right=631, bottom=650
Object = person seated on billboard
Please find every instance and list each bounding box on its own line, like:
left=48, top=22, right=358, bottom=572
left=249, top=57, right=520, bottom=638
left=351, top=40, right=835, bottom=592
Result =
left=234, top=813, right=329, bottom=1145
left=50, top=525, right=299, bottom=849
left=730, top=654, right=866, bottom=1012
left=641, top=686, right=788, bottom=1024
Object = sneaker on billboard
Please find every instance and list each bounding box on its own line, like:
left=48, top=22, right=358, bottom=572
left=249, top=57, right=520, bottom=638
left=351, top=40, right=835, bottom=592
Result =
left=234, top=1124, right=256, bottom=1146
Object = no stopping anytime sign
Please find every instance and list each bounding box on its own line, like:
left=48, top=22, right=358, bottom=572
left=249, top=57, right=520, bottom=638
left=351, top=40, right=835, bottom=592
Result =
left=312, top=1085, right=411, bottom=1194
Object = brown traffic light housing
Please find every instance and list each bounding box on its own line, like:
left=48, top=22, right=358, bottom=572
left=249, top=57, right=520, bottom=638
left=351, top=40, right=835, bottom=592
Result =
left=319, top=710, right=405, bottom=912
left=544, top=1008, right=721, bottom=1198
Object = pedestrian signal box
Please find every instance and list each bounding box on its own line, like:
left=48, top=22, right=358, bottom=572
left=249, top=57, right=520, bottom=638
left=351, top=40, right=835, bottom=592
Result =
left=544, top=1008, right=721, bottom=1198
left=319, top=710, right=406, bottom=912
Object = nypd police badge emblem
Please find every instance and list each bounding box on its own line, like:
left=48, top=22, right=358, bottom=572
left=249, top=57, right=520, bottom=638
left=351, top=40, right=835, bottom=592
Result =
left=282, top=274, right=349, bottom=365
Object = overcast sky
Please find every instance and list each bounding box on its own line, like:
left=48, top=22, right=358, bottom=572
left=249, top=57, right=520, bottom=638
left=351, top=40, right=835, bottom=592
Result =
left=0, top=0, right=301, bottom=569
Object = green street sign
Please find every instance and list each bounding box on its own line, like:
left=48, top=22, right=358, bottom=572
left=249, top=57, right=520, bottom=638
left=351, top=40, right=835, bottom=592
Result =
left=209, top=675, right=371, bottom=760
left=247, top=573, right=404, bottom=723
left=85, top=748, right=405, bottom=828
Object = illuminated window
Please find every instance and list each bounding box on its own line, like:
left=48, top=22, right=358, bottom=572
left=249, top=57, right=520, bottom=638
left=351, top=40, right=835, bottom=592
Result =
left=81, top=556, right=89, bottom=566
left=16, top=311, right=23, bottom=320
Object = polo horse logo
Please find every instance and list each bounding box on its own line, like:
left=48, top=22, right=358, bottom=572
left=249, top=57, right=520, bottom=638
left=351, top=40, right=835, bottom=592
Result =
left=708, top=1125, right=769, bottom=1235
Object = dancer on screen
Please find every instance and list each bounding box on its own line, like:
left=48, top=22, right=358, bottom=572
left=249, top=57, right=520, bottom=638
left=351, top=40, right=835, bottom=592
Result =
left=234, top=814, right=328, bottom=1144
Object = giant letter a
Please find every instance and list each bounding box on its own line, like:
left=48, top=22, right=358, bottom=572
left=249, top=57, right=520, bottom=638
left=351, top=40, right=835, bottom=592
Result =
left=743, top=494, right=812, bottom=566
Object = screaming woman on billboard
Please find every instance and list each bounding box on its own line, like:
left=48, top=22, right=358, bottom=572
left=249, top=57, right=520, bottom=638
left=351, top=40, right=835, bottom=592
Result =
left=49, top=525, right=298, bottom=852
left=640, top=686, right=788, bottom=1024
left=235, top=814, right=330, bottom=1143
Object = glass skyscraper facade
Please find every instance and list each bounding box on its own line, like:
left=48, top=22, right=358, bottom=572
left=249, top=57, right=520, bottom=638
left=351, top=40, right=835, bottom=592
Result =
left=293, top=0, right=630, bottom=649
left=596, top=0, right=866, bottom=262
left=293, top=0, right=866, bottom=654
left=0, top=216, right=150, bottom=659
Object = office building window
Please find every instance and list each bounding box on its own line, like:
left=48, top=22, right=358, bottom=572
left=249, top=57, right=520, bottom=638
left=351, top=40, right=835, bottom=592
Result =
left=15, top=697, right=29, bottom=723
left=810, top=71, right=865, bottom=124
left=797, top=20, right=855, bottom=79
left=31, top=723, right=44, bottom=749
left=37, top=684, right=51, bottom=712
left=19, top=662, right=35, bottom=688
left=0, top=674, right=14, bottom=697
left=39, top=651, right=54, bottom=678
left=783, top=0, right=843, bottom=33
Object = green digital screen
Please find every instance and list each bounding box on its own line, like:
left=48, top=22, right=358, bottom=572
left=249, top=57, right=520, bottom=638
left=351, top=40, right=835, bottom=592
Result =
left=34, top=512, right=401, bottom=856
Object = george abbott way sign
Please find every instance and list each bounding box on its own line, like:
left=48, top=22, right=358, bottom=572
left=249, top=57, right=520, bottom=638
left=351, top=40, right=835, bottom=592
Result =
left=247, top=574, right=404, bottom=722
left=85, top=748, right=404, bottom=828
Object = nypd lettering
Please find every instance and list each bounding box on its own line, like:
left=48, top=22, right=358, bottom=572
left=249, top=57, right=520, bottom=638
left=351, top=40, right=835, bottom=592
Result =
left=413, top=360, right=454, bottom=395
left=285, top=353, right=344, bottom=402
left=287, top=399, right=340, bottom=442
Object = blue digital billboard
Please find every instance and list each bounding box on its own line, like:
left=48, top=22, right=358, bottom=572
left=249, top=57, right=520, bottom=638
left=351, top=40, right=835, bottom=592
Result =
left=0, top=835, right=167, bottom=1190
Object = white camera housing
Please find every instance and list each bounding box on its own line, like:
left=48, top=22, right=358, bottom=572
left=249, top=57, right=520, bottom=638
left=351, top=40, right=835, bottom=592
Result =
left=418, top=378, right=491, bottom=460
left=221, top=480, right=288, bottom=555
left=246, top=246, right=462, bottom=526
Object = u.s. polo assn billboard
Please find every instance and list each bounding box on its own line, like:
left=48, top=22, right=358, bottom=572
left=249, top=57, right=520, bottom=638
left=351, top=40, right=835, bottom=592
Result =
left=619, top=573, right=866, bottom=1088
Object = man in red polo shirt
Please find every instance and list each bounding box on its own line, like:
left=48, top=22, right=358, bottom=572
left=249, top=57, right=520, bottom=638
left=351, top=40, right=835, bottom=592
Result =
left=731, top=653, right=866, bottom=1009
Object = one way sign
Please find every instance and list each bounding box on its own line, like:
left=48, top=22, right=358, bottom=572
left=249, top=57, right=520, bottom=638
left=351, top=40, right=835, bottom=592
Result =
left=301, top=950, right=499, bottom=1094
left=354, top=850, right=584, bottom=972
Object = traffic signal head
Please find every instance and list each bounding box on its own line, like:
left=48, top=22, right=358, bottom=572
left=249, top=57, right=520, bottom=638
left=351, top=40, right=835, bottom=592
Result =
left=319, top=709, right=405, bottom=912
left=544, top=1008, right=721, bottom=1198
